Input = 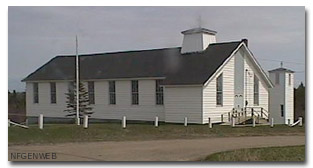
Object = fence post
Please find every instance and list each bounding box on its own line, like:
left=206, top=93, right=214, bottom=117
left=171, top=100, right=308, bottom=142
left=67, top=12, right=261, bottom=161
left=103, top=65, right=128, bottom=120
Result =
left=228, top=112, right=231, bottom=122
left=83, top=115, right=88, bottom=129
left=270, top=118, right=274, bottom=128
left=261, top=108, right=263, bottom=118
left=231, top=117, right=235, bottom=127
left=257, top=114, right=260, bottom=124
left=299, top=117, right=303, bottom=127
left=39, top=114, right=43, bottom=130
left=122, top=116, right=126, bottom=129
left=251, top=108, right=254, bottom=118
left=221, top=114, right=223, bottom=123
left=208, top=118, right=212, bottom=128
left=184, top=117, right=188, bottom=127
left=237, top=113, right=240, bottom=123
left=244, top=108, right=247, bottom=125
left=252, top=117, right=256, bottom=127
left=288, top=119, right=290, bottom=126
left=155, top=116, right=159, bottom=127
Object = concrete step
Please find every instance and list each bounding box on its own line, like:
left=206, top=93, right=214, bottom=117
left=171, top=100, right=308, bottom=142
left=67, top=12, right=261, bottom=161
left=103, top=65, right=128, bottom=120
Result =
left=241, top=118, right=268, bottom=125
left=219, top=117, right=269, bottom=126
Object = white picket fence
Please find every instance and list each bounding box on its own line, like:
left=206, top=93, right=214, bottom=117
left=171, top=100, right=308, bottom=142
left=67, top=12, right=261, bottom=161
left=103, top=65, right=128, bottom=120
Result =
left=11, top=115, right=303, bottom=129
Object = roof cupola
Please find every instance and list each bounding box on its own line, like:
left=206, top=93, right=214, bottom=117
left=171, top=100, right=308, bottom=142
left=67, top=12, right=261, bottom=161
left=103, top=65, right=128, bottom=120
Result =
left=181, top=27, right=217, bottom=54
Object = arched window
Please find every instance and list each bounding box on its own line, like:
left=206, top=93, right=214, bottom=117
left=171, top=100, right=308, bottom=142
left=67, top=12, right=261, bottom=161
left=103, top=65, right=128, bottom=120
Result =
left=216, top=74, right=223, bottom=106
left=131, top=80, right=139, bottom=105
left=33, top=83, right=39, bottom=103
left=88, top=81, right=95, bottom=104
left=50, top=82, right=56, bottom=104
left=109, top=81, right=116, bottom=105
left=254, top=75, right=259, bottom=106
left=156, top=80, right=164, bottom=105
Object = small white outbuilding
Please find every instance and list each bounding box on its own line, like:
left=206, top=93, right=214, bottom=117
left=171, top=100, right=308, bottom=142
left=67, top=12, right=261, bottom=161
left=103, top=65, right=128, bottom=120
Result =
left=269, top=67, right=295, bottom=124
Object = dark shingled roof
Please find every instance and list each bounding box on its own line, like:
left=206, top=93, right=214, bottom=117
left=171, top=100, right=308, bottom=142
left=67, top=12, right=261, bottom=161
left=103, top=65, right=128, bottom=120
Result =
left=268, top=67, right=294, bottom=73
left=22, top=41, right=242, bottom=85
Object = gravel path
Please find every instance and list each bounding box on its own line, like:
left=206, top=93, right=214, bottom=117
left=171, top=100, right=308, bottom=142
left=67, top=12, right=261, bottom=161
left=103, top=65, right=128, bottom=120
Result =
left=9, top=135, right=305, bottom=161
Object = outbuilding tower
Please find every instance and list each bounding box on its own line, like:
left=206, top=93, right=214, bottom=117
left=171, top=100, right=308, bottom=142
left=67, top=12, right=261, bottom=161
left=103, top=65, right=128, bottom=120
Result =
left=268, top=66, right=294, bottom=124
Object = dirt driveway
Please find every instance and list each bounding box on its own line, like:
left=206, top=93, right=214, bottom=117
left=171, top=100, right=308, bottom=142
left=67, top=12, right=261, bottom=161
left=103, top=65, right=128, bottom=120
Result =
left=9, top=135, right=305, bottom=161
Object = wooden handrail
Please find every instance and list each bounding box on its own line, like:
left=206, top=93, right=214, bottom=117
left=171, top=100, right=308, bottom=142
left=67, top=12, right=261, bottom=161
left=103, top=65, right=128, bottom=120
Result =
left=243, top=107, right=269, bottom=119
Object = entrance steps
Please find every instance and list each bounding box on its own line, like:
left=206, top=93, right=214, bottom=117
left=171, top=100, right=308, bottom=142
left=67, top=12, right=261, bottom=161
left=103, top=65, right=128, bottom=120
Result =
left=219, top=107, right=270, bottom=127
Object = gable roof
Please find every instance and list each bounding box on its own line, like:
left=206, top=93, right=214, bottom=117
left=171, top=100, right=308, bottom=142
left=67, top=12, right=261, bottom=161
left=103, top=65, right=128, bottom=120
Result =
left=22, top=41, right=242, bottom=85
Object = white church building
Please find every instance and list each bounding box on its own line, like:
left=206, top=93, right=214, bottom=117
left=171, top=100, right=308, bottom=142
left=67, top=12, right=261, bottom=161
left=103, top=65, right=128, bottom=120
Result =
left=22, top=27, right=295, bottom=125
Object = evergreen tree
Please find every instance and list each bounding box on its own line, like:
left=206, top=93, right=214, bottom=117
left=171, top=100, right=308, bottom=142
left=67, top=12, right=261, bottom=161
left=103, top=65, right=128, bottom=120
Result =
left=294, top=82, right=305, bottom=122
left=64, top=82, right=93, bottom=117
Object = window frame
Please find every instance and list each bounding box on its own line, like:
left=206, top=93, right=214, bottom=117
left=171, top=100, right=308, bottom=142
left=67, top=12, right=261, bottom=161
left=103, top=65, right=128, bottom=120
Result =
left=131, top=80, right=139, bottom=105
left=88, top=81, right=95, bottom=104
left=280, top=104, right=284, bottom=117
left=216, top=73, right=223, bottom=106
left=109, top=81, right=116, bottom=105
left=50, top=82, right=57, bottom=104
left=33, top=83, right=39, bottom=104
left=68, top=81, right=75, bottom=104
left=155, top=80, right=164, bottom=105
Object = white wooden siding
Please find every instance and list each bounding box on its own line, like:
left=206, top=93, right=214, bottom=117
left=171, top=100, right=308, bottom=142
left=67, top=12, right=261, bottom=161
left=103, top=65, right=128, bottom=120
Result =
left=164, top=86, right=203, bottom=123
left=202, top=47, right=270, bottom=123
left=202, top=55, right=234, bottom=123
left=244, top=53, right=269, bottom=114
left=93, top=80, right=164, bottom=121
left=26, top=79, right=165, bottom=121
left=26, top=82, right=68, bottom=118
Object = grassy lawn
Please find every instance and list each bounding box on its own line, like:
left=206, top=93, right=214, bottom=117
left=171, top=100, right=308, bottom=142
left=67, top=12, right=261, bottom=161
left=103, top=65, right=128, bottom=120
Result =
left=8, top=123, right=305, bottom=145
left=201, top=145, right=305, bottom=161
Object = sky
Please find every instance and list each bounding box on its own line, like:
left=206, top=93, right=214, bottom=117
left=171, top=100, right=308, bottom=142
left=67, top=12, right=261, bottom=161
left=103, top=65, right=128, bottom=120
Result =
left=8, top=6, right=305, bottom=91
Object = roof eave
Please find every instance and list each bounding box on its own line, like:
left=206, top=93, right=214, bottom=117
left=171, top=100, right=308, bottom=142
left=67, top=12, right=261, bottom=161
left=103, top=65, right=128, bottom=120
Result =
left=181, top=28, right=217, bottom=35
left=161, top=84, right=203, bottom=87
left=268, top=69, right=295, bottom=73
